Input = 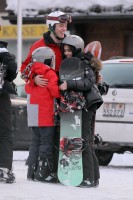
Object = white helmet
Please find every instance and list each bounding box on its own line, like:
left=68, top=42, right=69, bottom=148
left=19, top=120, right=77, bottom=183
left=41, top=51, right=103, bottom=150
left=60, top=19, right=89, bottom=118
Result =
left=46, top=11, right=72, bottom=32
left=61, top=35, right=85, bottom=52
left=32, top=47, right=55, bottom=69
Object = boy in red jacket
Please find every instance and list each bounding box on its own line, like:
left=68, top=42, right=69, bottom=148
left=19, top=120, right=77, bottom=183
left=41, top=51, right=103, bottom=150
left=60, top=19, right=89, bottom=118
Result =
left=25, top=47, right=60, bottom=183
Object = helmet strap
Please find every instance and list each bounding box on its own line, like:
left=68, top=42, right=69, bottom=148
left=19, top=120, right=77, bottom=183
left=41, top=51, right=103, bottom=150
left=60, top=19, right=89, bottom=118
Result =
left=55, top=34, right=63, bottom=40
left=49, top=24, right=63, bottom=41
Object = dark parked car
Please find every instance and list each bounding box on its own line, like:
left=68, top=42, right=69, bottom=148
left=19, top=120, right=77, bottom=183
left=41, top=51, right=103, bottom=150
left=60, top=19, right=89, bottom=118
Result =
left=11, top=75, right=32, bottom=150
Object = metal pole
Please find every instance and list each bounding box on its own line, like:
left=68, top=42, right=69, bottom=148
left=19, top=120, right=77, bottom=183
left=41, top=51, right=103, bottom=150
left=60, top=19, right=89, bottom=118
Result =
left=17, top=0, right=22, bottom=69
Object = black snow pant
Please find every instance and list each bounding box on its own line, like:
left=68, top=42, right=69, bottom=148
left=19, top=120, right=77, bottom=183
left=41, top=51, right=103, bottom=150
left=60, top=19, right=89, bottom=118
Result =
left=82, top=104, right=100, bottom=182
left=0, top=94, right=13, bottom=170
left=26, top=126, right=55, bottom=166
left=52, top=125, right=60, bottom=173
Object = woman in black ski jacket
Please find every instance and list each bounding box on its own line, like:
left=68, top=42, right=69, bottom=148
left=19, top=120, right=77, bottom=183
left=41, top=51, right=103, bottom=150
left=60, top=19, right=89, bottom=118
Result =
left=60, top=35, right=103, bottom=188
left=0, top=38, right=17, bottom=183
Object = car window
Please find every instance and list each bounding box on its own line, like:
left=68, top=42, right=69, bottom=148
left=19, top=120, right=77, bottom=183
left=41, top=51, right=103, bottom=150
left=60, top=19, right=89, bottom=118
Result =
left=101, top=63, right=133, bottom=88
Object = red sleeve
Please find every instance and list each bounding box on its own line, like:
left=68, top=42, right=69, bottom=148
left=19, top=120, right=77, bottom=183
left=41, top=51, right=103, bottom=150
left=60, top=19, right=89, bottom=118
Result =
left=47, top=70, right=60, bottom=99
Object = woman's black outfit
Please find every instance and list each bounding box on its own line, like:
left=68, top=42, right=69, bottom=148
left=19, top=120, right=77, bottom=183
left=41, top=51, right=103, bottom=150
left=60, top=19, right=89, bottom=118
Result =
left=0, top=41, right=17, bottom=183
left=66, top=54, right=103, bottom=187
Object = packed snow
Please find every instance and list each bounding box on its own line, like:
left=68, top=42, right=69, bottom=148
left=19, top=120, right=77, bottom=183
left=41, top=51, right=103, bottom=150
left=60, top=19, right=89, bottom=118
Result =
left=0, top=151, right=133, bottom=200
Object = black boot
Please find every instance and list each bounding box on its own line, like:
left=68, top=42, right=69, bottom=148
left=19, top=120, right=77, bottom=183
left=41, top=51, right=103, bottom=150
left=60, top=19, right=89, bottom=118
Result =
left=94, top=179, right=99, bottom=187
left=0, top=168, right=15, bottom=183
left=34, top=157, right=53, bottom=182
left=44, top=172, right=59, bottom=183
left=79, top=179, right=95, bottom=188
left=27, top=165, right=37, bottom=181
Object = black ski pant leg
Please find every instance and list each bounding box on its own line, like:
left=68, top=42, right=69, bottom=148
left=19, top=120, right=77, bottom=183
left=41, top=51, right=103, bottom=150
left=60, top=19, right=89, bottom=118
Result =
left=91, top=113, right=100, bottom=181
left=0, top=94, right=13, bottom=170
left=82, top=109, right=95, bottom=182
left=26, top=127, right=40, bottom=166
left=52, top=125, right=60, bottom=173
left=27, top=127, right=55, bottom=166
left=39, top=126, right=55, bottom=159
left=82, top=105, right=99, bottom=182
left=52, top=98, right=60, bottom=174
left=92, top=149, right=100, bottom=181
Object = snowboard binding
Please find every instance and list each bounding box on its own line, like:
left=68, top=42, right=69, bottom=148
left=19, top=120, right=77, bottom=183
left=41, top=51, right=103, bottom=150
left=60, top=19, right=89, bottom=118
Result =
left=59, top=90, right=87, bottom=112
left=60, top=137, right=84, bottom=156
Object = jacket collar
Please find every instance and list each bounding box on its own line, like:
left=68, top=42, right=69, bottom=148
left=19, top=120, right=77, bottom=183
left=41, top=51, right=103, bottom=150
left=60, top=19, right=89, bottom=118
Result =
left=43, top=31, right=56, bottom=45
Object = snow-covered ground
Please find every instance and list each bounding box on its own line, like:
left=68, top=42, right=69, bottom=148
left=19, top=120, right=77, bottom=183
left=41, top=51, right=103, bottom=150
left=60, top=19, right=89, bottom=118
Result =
left=0, top=151, right=133, bottom=200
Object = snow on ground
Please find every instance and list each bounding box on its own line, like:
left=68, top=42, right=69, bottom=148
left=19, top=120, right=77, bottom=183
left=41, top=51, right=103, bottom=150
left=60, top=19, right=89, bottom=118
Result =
left=0, top=152, right=133, bottom=200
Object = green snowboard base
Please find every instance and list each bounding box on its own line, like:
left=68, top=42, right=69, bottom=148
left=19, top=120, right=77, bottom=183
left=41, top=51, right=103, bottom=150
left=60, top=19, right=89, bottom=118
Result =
left=58, top=111, right=83, bottom=186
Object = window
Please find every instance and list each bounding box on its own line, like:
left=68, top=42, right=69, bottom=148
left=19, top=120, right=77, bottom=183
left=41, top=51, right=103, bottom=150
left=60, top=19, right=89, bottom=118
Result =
left=101, top=63, right=133, bottom=87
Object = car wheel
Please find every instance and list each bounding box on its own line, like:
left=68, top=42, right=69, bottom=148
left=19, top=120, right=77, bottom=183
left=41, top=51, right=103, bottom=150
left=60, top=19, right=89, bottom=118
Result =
left=95, top=150, right=113, bottom=166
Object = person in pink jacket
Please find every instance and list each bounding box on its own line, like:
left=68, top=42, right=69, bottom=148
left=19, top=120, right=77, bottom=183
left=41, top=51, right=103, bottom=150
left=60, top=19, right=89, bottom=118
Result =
left=25, top=47, right=60, bottom=183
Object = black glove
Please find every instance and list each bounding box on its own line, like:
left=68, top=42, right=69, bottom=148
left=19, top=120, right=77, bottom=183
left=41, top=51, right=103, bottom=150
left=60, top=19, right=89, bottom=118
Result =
left=98, top=81, right=109, bottom=95
left=76, top=52, right=93, bottom=65
left=94, top=134, right=102, bottom=146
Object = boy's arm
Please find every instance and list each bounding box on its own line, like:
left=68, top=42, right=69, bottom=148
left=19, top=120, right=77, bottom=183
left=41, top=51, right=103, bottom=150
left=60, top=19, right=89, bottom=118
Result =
left=47, top=71, right=60, bottom=98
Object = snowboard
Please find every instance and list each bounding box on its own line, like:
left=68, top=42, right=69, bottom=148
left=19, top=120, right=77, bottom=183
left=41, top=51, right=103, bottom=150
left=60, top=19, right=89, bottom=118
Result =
left=84, top=41, right=102, bottom=59
left=58, top=57, right=85, bottom=187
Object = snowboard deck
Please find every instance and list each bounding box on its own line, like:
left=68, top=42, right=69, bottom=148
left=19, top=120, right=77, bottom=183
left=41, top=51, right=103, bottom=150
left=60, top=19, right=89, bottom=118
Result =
left=58, top=57, right=84, bottom=186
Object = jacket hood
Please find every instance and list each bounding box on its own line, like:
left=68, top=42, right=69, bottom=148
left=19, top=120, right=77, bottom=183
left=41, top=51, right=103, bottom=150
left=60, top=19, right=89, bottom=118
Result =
left=91, top=57, right=103, bottom=72
left=31, top=62, right=54, bottom=75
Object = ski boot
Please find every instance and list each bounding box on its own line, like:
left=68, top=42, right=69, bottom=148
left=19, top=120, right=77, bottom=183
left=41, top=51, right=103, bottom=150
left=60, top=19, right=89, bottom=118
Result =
left=79, top=179, right=95, bottom=188
left=94, top=179, right=99, bottom=187
left=34, top=157, right=53, bottom=182
left=0, top=168, right=15, bottom=183
left=27, top=164, right=37, bottom=181
left=44, top=172, right=59, bottom=183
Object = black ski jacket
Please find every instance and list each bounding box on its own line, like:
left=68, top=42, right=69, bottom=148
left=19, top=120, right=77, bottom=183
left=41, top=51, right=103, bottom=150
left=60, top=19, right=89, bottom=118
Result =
left=66, top=57, right=103, bottom=110
left=0, top=42, right=17, bottom=95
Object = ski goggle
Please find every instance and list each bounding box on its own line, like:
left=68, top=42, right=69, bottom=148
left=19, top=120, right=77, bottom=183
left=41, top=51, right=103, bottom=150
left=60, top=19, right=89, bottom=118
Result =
left=47, top=14, right=72, bottom=23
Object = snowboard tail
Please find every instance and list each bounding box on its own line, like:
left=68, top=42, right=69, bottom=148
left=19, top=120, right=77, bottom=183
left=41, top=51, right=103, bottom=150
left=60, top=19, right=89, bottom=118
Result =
left=84, top=41, right=102, bottom=59
left=58, top=110, right=83, bottom=186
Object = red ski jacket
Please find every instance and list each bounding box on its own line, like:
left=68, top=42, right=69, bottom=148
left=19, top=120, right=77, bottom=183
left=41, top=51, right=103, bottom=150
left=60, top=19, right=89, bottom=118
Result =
left=25, top=62, right=60, bottom=127
left=21, top=32, right=62, bottom=75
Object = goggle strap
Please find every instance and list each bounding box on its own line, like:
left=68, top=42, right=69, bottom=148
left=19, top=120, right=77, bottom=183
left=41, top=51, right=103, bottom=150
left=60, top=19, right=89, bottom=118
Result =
left=47, top=15, right=72, bottom=23
left=47, top=16, right=60, bottom=21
